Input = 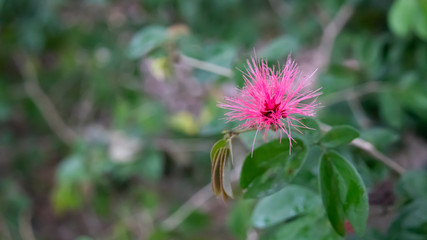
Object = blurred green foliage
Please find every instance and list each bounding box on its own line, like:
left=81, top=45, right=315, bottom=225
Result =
left=1, top=0, right=427, bottom=239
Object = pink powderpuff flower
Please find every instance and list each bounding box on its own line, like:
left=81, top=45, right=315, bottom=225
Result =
left=219, top=55, right=321, bottom=152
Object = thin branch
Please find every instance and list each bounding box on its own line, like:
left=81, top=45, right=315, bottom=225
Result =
left=0, top=217, right=12, bottom=240
left=351, top=138, right=406, bottom=175
left=161, top=184, right=213, bottom=231
left=179, top=54, right=233, bottom=78
left=346, top=92, right=372, bottom=129
left=15, top=54, right=78, bottom=145
left=320, top=123, right=406, bottom=175
left=19, top=212, right=36, bottom=240
left=315, top=4, right=355, bottom=70
left=321, top=82, right=381, bottom=106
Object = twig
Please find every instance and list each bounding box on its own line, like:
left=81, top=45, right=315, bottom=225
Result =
left=320, top=123, right=406, bottom=175
left=161, top=184, right=213, bottom=231
left=0, top=217, right=12, bottom=240
left=19, top=212, right=36, bottom=240
left=179, top=54, right=233, bottom=78
left=15, top=54, right=78, bottom=145
left=351, top=138, right=406, bottom=175
left=315, top=4, right=355, bottom=70
left=346, top=92, right=372, bottom=129
left=321, top=82, right=381, bottom=106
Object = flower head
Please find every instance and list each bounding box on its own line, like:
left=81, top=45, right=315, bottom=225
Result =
left=219, top=55, right=321, bottom=151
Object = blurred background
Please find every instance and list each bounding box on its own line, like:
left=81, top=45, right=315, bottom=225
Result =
left=1, top=0, right=427, bottom=239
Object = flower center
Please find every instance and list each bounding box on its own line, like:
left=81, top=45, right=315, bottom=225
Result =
left=261, top=102, right=287, bottom=119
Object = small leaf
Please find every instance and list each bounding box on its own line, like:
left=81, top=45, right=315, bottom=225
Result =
left=211, top=147, right=233, bottom=200
left=211, top=147, right=226, bottom=195
left=128, top=26, right=168, bottom=59
left=321, top=126, right=359, bottom=148
left=251, top=185, right=322, bottom=228
left=240, top=138, right=308, bottom=198
left=319, top=151, right=369, bottom=236
left=210, top=139, right=227, bottom=164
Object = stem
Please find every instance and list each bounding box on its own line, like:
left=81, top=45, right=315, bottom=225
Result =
left=222, top=128, right=257, bottom=138
left=319, top=123, right=406, bottom=175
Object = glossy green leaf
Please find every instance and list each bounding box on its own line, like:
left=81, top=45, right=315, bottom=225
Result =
left=128, top=26, right=168, bottom=59
left=264, top=211, right=343, bottom=240
left=251, top=185, right=322, bottom=228
left=240, top=138, right=308, bottom=198
left=319, top=151, right=369, bottom=236
left=321, top=126, right=359, bottom=148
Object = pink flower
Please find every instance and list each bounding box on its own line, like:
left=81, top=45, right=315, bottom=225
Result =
left=219, top=55, right=321, bottom=151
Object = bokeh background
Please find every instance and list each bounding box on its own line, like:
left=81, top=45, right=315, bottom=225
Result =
left=1, top=0, right=427, bottom=239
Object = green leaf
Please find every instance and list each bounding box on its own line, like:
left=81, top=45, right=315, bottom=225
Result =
left=360, top=128, right=399, bottom=151
left=251, top=185, right=322, bottom=228
left=227, top=199, right=255, bottom=240
left=210, top=139, right=227, bottom=164
left=240, top=138, right=308, bottom=198
left=264, top=211, right=343, bottom=240
left=320, top=126, right=359, bottom=148
left=386, top=197, right=427, bottom=240
left=319, top=151, right=369, bottom=236
left=388, top=0, right=416, bottom=37
left=293, top=116, right=321, bottom=144
left=128, top=26, right=168, bottom=59
left=379, top=88, right=403, bottom=129
left=396, top=170, right=427, bottom=201
left=140, top=151, right=164, bottom=181
left=414, top=5, right=427, bottom=40
left=258, top=36, right=299, bottom=60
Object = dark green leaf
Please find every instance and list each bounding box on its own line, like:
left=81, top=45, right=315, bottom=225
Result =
left=386, top=197, right=427, bottom=240
left=319, top=151, right=369, bottom=236
left=321, top=126, right=359, bottom=148
left=293, top=116, right=321, bottom=144
left=251, top=185, right=322, bottom=228
left=396, top=170, right=427, bottom=201
left=240, top=138, right=308, bottom=198
left=264, top=212, right=343, bottom=240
